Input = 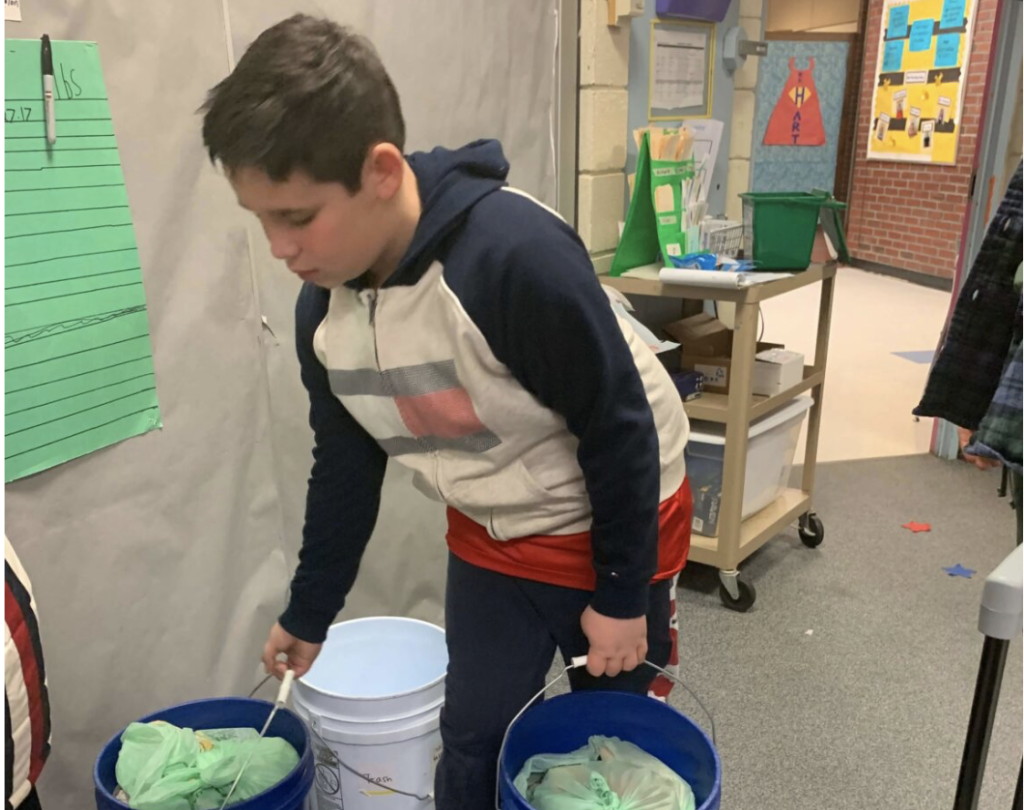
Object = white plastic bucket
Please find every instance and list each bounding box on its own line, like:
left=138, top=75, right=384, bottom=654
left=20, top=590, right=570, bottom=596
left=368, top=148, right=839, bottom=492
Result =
left=293, top=617, right=448, bottom=810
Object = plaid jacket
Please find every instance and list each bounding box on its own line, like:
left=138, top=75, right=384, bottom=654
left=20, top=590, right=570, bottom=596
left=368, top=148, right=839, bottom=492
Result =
left=966, top=297, right=1023, bottom=472
left=915, top=163, right=1024, bottom=429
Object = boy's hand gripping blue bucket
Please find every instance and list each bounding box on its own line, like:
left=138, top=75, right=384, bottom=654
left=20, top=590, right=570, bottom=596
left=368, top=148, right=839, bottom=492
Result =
left=496, top=658, right=722, bottom=810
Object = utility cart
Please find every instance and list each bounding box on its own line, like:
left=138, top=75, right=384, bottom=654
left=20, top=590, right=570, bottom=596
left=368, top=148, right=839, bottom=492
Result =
left=601, top=262, right=836, bottom=611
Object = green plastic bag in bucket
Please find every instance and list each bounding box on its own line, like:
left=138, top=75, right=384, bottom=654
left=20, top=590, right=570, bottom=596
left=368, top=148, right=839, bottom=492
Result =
left=498, top=657, right=720, bottom=810
left=513, top=735, right=697, bottom=810
left=114, top=721, right=300, bottom=808
left=93, top=697, right=314, bottom=810
left=740, top=191, right=847, bottom=270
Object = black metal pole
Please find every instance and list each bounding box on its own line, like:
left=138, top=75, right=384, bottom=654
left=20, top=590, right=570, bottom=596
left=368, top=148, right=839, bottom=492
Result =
left=1013, top=760, right=1021, bottom=810
left=953, top=636, right=1011, bottom=810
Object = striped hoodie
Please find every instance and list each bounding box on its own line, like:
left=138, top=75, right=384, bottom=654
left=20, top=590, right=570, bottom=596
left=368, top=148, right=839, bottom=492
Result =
left=5, top=537, right=51, bottom=809
left=279, top=140, right=689, bottom=643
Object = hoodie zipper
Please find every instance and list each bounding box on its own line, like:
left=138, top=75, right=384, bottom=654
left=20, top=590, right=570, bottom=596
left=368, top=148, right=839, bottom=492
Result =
left=364, top=289, right=381, bottom=369
left=367, top=290, right=378, bottom=326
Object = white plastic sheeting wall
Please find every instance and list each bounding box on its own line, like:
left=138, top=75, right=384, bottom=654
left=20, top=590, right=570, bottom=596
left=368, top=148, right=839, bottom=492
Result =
left=3, top=2, right=561, bottom=805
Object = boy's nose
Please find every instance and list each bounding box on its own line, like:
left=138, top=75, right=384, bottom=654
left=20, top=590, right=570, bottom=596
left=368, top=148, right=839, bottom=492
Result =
left=269, top=233, right=300, bottom=262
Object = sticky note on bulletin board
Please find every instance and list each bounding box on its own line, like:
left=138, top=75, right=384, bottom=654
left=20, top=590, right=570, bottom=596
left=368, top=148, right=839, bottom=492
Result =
left=887, top=5, right=910, bottom=38
left=908, top=19, right=934, bottom=52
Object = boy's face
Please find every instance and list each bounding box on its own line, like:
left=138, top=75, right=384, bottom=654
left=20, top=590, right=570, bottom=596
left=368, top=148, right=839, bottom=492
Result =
left=230, top=167, right=388, bottom=289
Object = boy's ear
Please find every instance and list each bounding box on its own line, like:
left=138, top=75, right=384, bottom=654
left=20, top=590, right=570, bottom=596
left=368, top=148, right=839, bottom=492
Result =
left=364, top=143, right=405, bottom=201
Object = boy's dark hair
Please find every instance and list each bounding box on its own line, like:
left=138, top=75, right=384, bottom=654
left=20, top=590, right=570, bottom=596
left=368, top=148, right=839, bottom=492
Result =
left=200, top=14, right=405, bottom=192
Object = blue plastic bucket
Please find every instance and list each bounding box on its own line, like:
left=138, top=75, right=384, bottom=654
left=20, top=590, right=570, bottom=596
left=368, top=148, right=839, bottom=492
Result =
left=498, top=690, right=721, bottom=810
left=93, top=697, right=314, bottom=810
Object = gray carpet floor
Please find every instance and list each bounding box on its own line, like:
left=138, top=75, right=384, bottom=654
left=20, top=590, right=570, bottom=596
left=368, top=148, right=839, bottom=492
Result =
left=665, top=454, right=1022, bottom=809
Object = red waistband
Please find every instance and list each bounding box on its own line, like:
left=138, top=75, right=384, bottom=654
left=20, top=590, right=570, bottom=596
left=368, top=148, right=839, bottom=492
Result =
left=446, top=478, right=692, bottom=591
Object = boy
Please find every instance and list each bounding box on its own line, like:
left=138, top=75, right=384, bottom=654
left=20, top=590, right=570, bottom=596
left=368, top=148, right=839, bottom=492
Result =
left=201, top=15, right=692, bottom=807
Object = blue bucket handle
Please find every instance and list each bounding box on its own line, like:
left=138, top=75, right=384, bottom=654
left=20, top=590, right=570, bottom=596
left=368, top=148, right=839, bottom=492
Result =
left=494, top=657, right=716, bottom=809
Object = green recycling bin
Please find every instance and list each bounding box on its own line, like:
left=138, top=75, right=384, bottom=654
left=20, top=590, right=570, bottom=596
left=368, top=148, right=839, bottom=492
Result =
left=740, top=191, right=847, bottom=270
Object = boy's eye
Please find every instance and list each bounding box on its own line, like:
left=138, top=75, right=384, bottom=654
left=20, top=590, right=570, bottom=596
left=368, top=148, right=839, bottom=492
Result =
left=286, top=213, right=315, bottom=227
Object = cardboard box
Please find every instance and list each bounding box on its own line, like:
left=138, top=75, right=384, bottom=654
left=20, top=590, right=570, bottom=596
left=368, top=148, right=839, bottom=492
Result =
left=664, top=314, right=733, bottom=394
left=682, top=354, right=732, bottom=395
left=751, top=348, right=805, bottom=397
left=663, top=313, right=731, bottom=356
left=663, top=314, right=792, bottom=395
left=682, top=346, right=786, bottom=395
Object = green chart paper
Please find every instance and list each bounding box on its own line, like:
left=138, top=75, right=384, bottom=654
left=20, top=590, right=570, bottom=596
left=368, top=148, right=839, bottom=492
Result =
left=5, top=39, right=161, bottom=482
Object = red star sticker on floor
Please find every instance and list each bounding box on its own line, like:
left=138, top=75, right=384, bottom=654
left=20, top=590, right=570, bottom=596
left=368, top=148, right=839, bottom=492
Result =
left=901, top=521, right=931, bottom=533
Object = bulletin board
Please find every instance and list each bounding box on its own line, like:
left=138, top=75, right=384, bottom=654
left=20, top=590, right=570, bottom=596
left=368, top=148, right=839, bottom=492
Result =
left=751, top=40, right=852, bottom=193
left=649, top=19, right=715, bottom=120
left=866, top=0, right=976, bottom=164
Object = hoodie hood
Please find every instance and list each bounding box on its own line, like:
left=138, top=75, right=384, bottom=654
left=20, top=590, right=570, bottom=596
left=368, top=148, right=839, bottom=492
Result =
left=382, top=139, right=509, bottom=287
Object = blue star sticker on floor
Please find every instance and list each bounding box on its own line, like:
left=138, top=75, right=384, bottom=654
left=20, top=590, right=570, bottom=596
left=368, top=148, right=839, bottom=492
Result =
left=943, top=564, right=976, bottom=579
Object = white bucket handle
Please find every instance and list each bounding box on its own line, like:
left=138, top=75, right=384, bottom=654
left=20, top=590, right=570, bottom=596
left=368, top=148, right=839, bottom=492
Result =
left=494, top=657, right=716, bottom=810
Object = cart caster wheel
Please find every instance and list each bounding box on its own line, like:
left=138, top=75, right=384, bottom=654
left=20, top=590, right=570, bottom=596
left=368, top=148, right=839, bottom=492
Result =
left=799, top=513, right=825, bottom=548
left=719, top=579, right=756, bottom=612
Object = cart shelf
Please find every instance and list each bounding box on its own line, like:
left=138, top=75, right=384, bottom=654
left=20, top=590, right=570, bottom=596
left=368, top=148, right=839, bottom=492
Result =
left=689, top=488, right=811, bottom=564
left=601, top=262, right=833, bottom=303
left=599, top=262, right=837, bottom=611
left=683, top=367, right=824, bottom=424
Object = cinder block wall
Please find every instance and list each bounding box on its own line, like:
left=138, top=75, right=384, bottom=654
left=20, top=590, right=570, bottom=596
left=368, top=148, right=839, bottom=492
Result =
left=577, top=0, right=630, bottom=275
left=576, top=0, right=768, bottom=269
left=725, top=0, right=765, bottom=222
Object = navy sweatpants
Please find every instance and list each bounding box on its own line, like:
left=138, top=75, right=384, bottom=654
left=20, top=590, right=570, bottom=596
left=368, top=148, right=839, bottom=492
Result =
left=433, top=553, right=674, bottom=809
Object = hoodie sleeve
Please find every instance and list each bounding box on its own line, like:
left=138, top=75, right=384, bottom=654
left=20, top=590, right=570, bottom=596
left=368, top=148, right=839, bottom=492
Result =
left=452, top=204, right=662, bottom=620
left=278, top=284, right=388, bottom=643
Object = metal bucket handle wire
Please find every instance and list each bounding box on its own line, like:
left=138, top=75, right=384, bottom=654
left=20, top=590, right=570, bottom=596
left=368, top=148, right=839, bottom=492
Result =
left=494, top=656, right=716, bottom=810
left=248, top=674, right=433, bottom=804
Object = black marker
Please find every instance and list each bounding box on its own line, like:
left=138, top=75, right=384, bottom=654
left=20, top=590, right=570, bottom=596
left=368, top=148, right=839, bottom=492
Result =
left=41, top=34, right=56, bottom=144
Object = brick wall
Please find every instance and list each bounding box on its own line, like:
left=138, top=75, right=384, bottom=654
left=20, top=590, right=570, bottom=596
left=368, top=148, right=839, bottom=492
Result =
left=845, top=0, right=997, bottom=279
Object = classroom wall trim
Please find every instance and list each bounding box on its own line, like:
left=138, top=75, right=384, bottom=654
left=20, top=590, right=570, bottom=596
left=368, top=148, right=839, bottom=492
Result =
left=851, top=257, right=956, bottom=290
